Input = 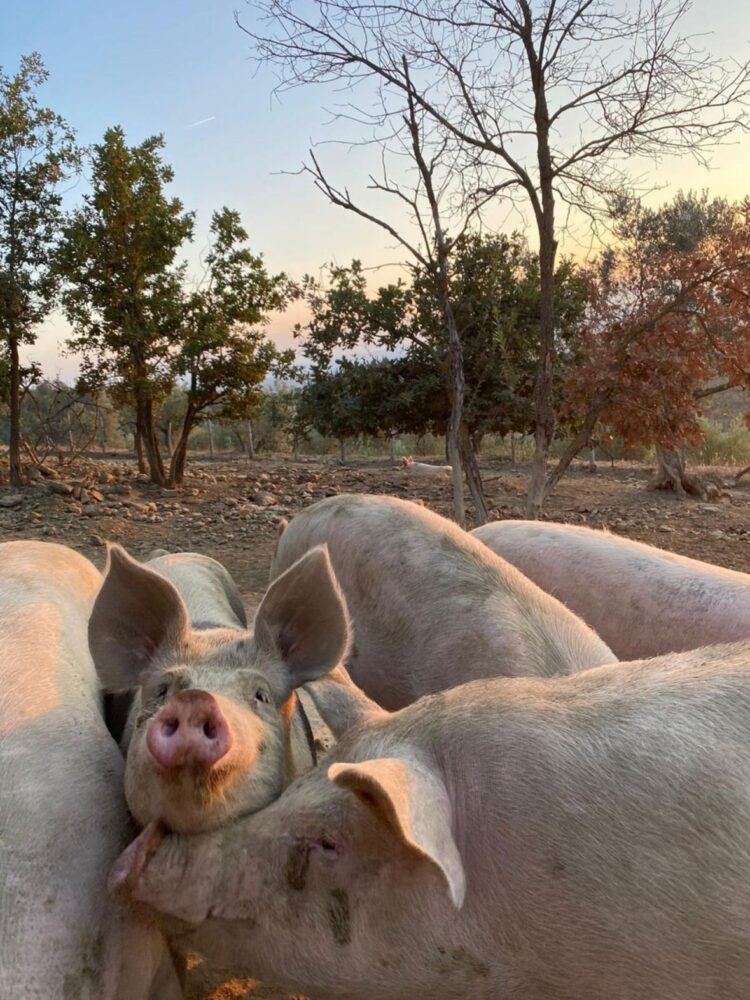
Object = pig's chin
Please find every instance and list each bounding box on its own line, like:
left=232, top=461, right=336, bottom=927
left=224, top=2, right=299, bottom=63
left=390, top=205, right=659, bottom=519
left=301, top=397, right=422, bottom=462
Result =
left=126, top=759, right=243, bottom=834
left=127, top=756, right=285, bottom=834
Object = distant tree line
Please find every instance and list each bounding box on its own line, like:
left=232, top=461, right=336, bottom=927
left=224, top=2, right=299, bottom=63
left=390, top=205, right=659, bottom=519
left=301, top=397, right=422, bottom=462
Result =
left=3, top=48, right=750, bottom=511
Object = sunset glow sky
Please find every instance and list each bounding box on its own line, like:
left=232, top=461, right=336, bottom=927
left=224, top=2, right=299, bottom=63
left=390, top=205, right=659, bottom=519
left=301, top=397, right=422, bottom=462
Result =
left=4, top=0, right=749, bottom=380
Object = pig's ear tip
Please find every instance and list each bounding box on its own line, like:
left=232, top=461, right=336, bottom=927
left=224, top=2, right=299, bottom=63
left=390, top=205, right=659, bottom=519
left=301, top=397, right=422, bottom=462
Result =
left=105, top=542, right=130, bottom=567
left=448, top=876, right=466, bottom=910
left=107, top=846, right=135, bottom=898
left=108, top=821, right=166, bottom=898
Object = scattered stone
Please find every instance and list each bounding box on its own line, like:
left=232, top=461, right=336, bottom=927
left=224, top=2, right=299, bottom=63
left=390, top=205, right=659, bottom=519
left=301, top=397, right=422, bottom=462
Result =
left=121, top=498, right=150, bottom=513
left=47, top=481, right=74, bottom=496
left=254, top=491, right=277, bottom=506
left=0, top=495, right=24, bottom=508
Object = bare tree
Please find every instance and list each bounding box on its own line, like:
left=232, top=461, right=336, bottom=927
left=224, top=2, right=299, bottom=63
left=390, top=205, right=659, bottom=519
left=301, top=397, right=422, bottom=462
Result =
left=243, top=0, right=750, bottom=515
left=300, top=66, right=490, bottom=525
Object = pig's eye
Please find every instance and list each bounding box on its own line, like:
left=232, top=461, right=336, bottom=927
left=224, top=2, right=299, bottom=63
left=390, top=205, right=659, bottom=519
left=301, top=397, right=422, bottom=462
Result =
left=155, top=683, right=170, bottom=704
left=316, top=836, right=340, bottom=856
left=254, top=688, right=270, bottom=705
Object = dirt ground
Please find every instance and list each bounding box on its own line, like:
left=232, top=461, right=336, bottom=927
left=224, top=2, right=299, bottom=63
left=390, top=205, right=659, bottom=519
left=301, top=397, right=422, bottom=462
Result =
left=3, top=451, right=750, bottom=999
left=2, top=452, right=750, bottom=606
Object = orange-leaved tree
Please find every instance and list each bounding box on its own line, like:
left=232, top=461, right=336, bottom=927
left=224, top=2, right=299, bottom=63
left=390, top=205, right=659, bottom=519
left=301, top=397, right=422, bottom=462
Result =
left=552, top=196, right=750, bottom=497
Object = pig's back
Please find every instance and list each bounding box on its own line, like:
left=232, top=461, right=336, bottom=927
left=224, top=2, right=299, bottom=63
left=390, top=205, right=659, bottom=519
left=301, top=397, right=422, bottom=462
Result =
left=473, top=520, right=750, bottom=660
left=147, top=551, right=247, bottom=630
left=0, top=542, right=172, bottom=999
left=273, top=496, right=614, bottom=709
left=394, top=646, right=750, bottom=998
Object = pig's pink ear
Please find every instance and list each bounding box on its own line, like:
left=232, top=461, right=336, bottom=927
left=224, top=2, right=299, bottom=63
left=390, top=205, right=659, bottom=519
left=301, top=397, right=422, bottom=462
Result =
left=89, top=544, right=190, bottom=691
left=329, top=757, right=466, bottom=909
left=254, top=545, right=351, bottom=694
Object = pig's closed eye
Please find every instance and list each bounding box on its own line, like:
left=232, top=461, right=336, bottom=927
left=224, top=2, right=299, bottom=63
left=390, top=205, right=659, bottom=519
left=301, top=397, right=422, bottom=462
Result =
left=317, top=836, right=340, bottom=855
left=155, top=683, right=169, bottom=703
left=255, top=688, right=271, bottom=705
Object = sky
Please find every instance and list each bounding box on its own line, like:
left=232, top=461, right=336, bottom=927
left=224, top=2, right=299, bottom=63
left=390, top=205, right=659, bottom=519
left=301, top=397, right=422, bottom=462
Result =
left=3, top=0, right=750, bottom=381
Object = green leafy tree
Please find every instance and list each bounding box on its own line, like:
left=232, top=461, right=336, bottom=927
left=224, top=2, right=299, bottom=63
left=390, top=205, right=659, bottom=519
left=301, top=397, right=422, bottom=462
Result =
left=298, top=236, right=587, bottom=462
left=57, top=126, right=193, bottom=486
left=411, top=233, right=587, bottom=450
left=0, top=53, right=80, bottom=484
left=250, top=383, right=301, bottom=454
left=167, top=207, right=293, bottom=485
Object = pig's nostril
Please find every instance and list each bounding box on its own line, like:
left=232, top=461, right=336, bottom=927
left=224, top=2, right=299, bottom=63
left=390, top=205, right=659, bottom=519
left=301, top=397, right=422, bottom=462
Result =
left=162, top=717, right=179, bottom=737
left=203, top=720, right=217, bottom=740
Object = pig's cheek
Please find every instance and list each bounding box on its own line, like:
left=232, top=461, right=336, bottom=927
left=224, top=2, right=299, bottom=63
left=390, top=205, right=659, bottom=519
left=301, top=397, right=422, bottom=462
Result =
left=124, top=732, right=161, bottom=825
left=221, top=713, right=283, bottom=813
left=207, top=853, right=269, bottom=923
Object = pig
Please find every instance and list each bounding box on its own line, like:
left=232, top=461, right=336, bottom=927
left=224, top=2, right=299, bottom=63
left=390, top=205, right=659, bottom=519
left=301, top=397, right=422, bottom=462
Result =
left=0, top=540, right=179, bottom=999
left=147, top=549, right=249, bottom=631
left=88, top=542, right=349, bottom=834
left=115, top=641, right=750, bottom=1000
left=271, top=494, right=615, bottom=709
left=472, top=519, right=750, bottom=660
left=400, top=455, right=452, bottom=476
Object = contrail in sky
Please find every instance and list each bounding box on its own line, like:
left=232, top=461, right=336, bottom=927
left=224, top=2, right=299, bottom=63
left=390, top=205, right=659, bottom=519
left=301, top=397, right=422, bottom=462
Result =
left=187, top=116, right=217, bottom=128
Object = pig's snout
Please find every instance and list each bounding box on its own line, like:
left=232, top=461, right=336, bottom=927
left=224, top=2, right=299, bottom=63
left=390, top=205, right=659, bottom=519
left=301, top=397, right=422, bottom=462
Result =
left=146, top=690, right=232, bottom=770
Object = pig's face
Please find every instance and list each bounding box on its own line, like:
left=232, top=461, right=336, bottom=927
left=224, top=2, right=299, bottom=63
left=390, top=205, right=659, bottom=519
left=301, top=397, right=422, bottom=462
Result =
left=122, top=639, right=299, bottom=833
left=112, top=745, right=468, bottom=1000
left=90, top=544, right=350, bottom=834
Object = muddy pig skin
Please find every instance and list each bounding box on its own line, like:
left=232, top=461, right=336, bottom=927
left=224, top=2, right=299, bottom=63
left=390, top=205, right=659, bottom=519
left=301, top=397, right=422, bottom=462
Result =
left=473, top=518, right=750, bottom=660
left=117, top=642, right=750, bottom=1000
left=0, top=540, right=180, bottom=1000
left=272, top=494, right=615, bottom=709
left=89, top=542, right=349, bottom=833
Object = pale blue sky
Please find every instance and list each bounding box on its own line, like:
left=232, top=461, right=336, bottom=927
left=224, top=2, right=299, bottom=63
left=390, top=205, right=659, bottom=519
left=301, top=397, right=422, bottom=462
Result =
left=3, top=0, right=750, bottom=379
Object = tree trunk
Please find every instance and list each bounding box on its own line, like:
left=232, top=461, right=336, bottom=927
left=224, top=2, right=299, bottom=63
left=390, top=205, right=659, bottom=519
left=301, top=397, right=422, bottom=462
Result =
left=166, top=420, right=174, bottom=458
left=246, top=420, right=255, bottom=460
left=168, top=406, right=197, bottom=487
left=339, top=438, right=347, bottom=464
left=545, top=406, right=601, bottom=496
left=389, top=434, right=397, bottom=464
left=510, top=433, right=517, bottom=466
left=461, top=423, right=487, bottom=525
left=9, top=337, right=22, bottom=486
left=134, top=426, right=146, bottom=473
left=649, top=445, right=707, bottom=498
left=588, top=447, right=597, bottom=472
left=169, top=432, right=190, bottom=488
left=437, top=292, right=468, bottom=528
left=526, top=59, right=558, bottom=519
left=446, top=433, right=465, bottom=529
left=207, top=418, right=215, bottom=460
left=136, top=395, right=165, bottom=486
left=526, top=220, right=557, bottom=518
